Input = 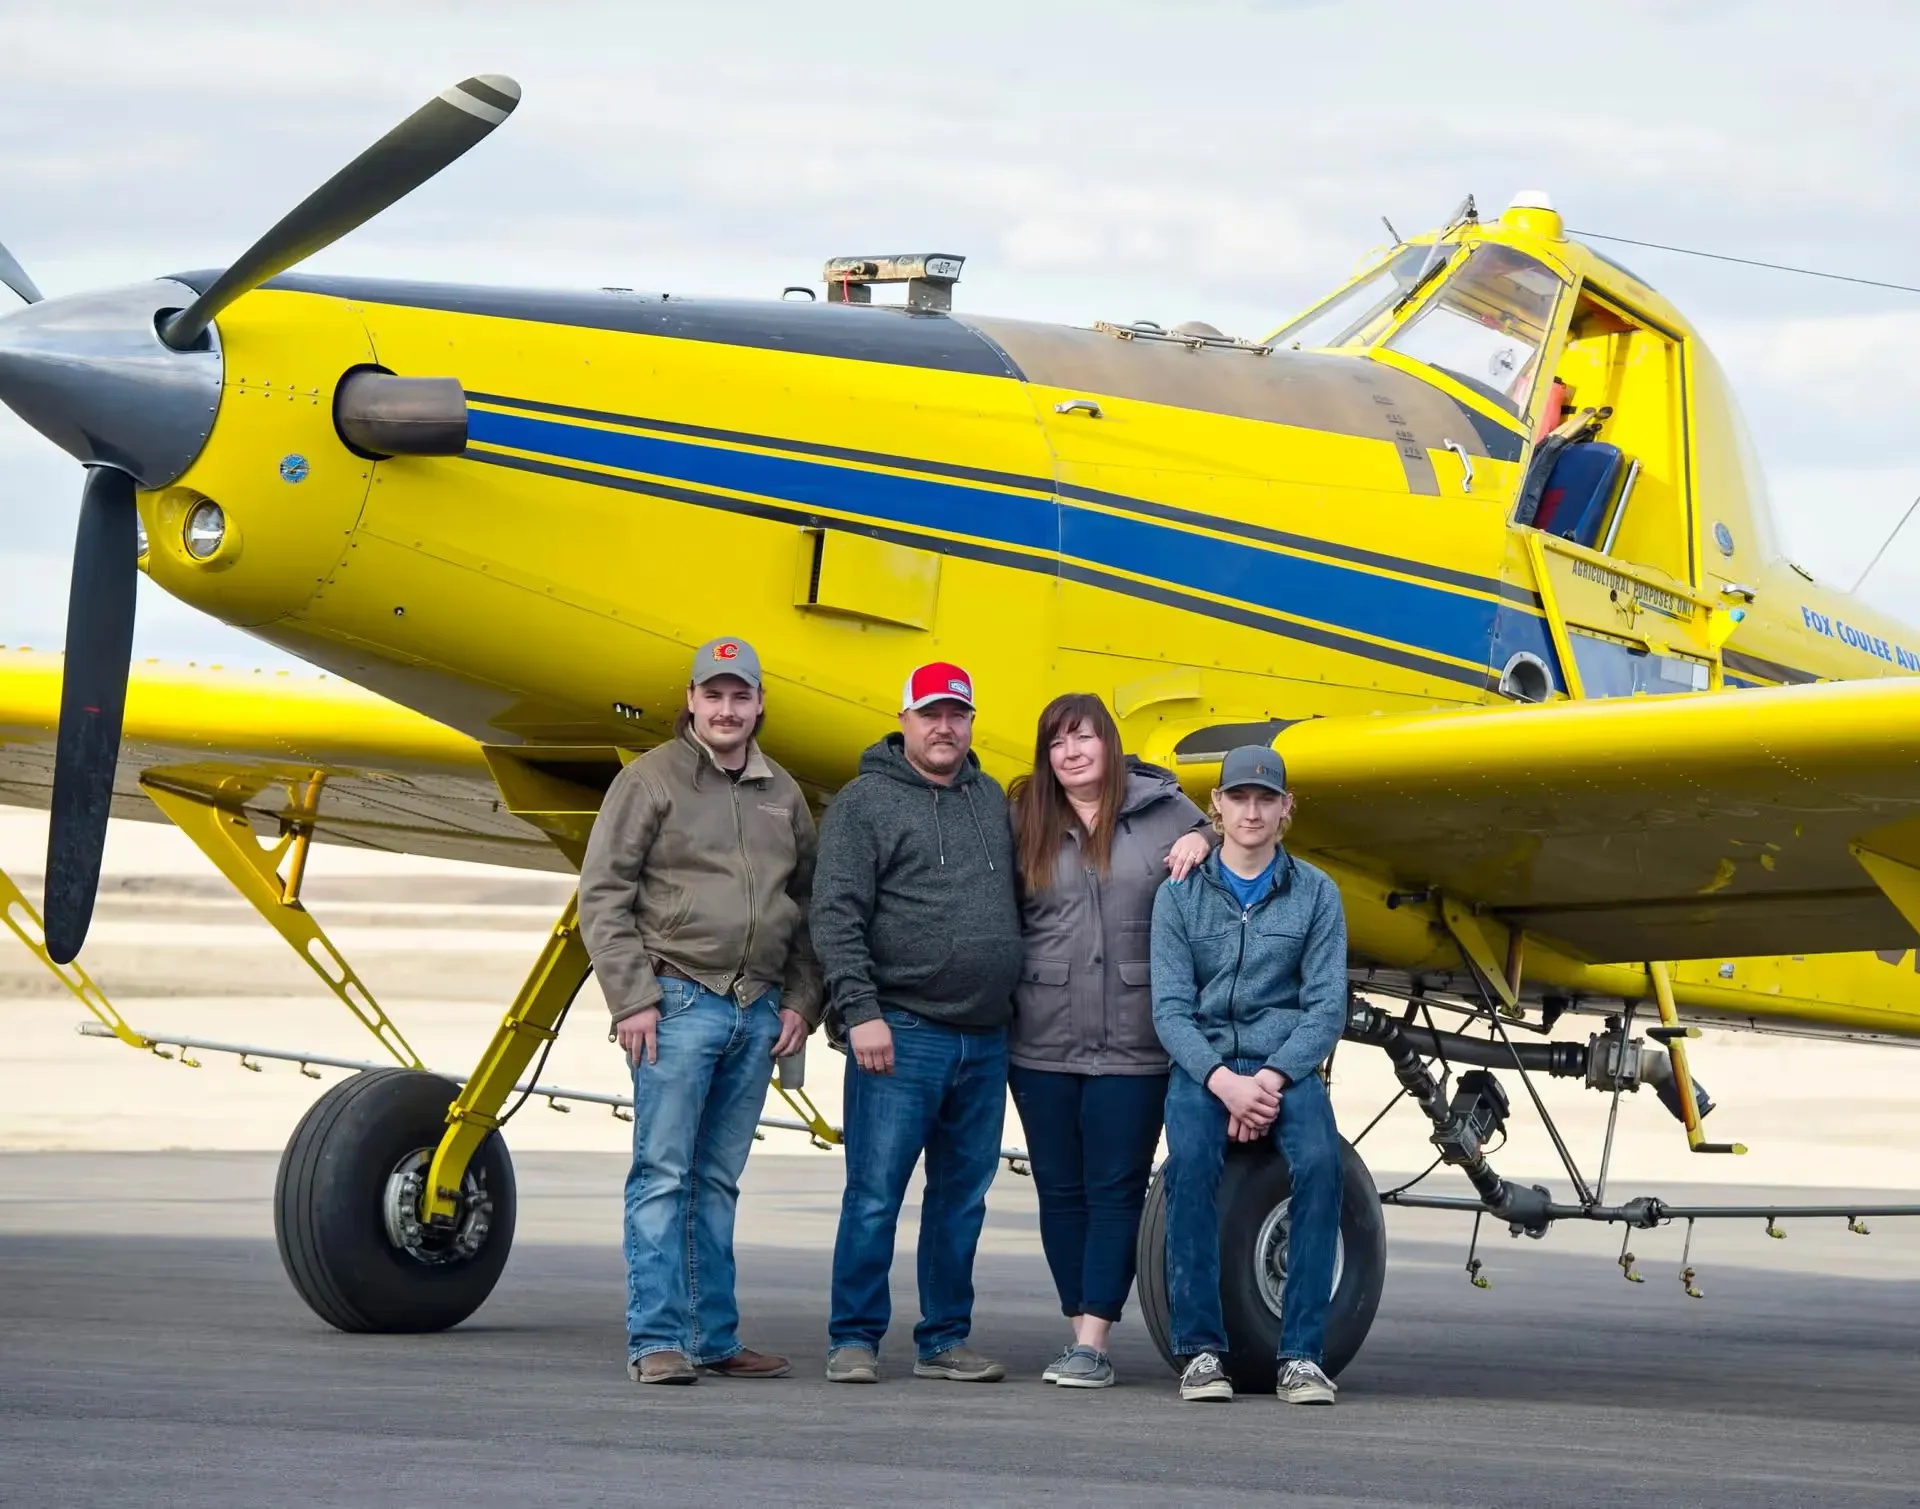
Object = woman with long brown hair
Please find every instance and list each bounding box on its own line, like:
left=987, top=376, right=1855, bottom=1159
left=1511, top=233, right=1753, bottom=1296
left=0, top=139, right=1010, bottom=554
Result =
left=1007, top=692, right=1209, bottom=1389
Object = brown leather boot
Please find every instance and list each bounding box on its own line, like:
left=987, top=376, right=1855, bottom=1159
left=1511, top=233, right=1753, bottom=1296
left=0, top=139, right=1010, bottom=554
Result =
left=628, top=1350, right=698, bottom=1384
left=701, top=1348, right=792, bottom=1379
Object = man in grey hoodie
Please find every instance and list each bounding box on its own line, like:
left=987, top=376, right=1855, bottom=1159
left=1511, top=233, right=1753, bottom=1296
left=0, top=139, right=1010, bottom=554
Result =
left=810, top=661, right=1022, bottom=1385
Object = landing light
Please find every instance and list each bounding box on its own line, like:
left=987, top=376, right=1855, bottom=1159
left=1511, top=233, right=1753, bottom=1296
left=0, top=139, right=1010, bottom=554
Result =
left=184, top=499, right=226, bottom=560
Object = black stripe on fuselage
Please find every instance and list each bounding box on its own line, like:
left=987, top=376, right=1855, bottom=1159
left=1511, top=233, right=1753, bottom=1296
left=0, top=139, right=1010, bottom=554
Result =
left=462, top=446, right=1497, bottom=692
left=1722, top=647, right=1821, bottom=686
left=163, top=270, right=1024, bottom=378
left=466, top=390, right=1540, bottom=611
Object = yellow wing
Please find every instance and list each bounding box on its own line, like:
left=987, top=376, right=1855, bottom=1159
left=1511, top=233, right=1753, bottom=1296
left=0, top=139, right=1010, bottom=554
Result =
left=0, top=651, right=567, bottom=872
left=1272, top=678, right=1920, bottom=963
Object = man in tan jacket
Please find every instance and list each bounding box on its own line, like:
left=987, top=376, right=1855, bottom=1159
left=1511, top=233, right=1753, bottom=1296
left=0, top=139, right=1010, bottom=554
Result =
left=579, top=636, right=821, bottom=1385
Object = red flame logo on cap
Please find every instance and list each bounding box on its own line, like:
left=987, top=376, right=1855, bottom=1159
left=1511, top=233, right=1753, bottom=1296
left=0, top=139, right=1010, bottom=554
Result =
left=715, top=642, right=738, bottom=659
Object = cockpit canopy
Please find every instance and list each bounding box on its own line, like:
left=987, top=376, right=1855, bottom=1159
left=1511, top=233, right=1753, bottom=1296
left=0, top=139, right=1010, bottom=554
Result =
left=1271, top=239, right=1569, bottom=420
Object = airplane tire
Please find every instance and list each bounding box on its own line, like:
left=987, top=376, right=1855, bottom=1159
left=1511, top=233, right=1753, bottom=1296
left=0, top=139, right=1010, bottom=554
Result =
left=274, top=1068, right=516, bottom=1333
left=1136, top=1136, right=1385, bottom=1391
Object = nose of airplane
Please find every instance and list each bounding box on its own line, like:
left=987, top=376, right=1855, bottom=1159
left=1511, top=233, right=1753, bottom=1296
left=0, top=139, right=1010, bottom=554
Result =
left=0, top=279, right=223, bottom=489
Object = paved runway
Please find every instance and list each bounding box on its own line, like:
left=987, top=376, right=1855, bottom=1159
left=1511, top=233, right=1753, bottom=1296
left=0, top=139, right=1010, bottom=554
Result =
left=4, top=1152, right=1919, bottom=1507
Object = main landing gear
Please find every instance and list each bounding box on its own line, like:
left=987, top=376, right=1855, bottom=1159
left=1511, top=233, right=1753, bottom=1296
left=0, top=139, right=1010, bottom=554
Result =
left=277, top=1069, right=517, bottom=1331
left=274, top=897, right=593, bottom=1333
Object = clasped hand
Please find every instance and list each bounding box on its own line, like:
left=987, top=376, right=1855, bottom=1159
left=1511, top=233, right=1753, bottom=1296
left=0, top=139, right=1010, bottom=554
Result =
left=1209, top=1066, right=1286, bottom=1142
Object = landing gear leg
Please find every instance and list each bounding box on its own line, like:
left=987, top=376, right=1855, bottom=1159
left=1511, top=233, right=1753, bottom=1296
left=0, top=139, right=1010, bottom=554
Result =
left=274, top=897, right=592, bottom=1332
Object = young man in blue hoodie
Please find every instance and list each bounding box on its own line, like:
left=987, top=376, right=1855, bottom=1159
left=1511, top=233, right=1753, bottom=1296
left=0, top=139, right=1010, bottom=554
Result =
left=1150, top=745, right=1348, bottom=1406
left=810, top=661, right=1023, bottom=1385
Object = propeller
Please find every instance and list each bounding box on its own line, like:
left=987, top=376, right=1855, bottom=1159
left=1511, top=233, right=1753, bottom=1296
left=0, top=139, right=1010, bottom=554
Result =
left=21, top=73, right=521, bottom=962
left=161, top=74, right=520, bottom=350
left=44, top=467, right=139, bottom=964
left=0, top=239, right=42, bottom=304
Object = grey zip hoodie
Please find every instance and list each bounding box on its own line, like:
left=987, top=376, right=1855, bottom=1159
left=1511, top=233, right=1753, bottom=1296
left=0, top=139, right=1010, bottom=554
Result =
left=810, top=733, right=1021, bottom=1031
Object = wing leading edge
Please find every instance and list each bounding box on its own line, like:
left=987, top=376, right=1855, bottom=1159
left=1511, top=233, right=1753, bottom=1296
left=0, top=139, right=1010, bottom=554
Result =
left=0, top=651, right=568, bottom=872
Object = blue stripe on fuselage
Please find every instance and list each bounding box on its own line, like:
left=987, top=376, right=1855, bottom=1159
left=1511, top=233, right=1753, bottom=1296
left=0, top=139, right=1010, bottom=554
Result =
left=469, top=407, right=1059, bottom=553
left=465, top=404, right=1514, bottom=676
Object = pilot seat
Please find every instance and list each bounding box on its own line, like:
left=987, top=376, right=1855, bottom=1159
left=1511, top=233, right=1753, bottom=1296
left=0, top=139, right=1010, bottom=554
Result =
left=1530, top=441, right=1625, bottom=549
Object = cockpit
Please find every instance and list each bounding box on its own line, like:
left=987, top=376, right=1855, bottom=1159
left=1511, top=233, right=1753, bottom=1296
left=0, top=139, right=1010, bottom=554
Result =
left=1270, top=194, right=1723, bottom=703
left=1270, top=239, right=1568, bottom=423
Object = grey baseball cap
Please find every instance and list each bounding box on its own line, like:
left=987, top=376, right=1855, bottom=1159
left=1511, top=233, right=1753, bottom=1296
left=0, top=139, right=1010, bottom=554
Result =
left=690, top=636, right=762, bottom=688
left=1218, top=745, right=1288, bottom=794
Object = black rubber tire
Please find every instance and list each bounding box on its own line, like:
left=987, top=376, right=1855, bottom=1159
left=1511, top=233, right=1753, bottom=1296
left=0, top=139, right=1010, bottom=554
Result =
left=1136, top=1136, right=1386, bottom=1391
left=274, top=1068, right=516, bottom=1333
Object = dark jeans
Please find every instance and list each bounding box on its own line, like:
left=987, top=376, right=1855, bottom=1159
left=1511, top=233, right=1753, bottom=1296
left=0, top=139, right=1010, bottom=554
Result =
left=829, top=1008, right=1008, bottom=1360
left=1008, top=1065, right=1167, bottom=1323
left=1163, top=1061, right=1342, bottom=1365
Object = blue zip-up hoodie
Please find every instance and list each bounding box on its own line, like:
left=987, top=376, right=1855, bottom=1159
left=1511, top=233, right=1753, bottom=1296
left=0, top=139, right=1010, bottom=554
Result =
left=1149, top=846, right=1348, bottom=1087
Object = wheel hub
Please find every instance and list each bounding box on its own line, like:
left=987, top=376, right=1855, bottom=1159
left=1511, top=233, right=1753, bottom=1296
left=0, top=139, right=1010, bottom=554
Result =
left=382, top=1149, right=493, bottom=1266
left=1253, top=1197, right=1347, bottom=1319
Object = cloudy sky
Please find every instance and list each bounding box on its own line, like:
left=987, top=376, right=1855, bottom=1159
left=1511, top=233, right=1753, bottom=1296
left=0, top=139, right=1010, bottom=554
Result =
left=2, top=0, right=1917, bottom=664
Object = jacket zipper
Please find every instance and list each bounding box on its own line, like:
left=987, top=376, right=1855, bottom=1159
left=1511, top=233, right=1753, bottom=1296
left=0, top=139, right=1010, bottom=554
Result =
left=731, top=778, right=756, bottom=1005
left=1210, top=859, right=1288, bottom=1066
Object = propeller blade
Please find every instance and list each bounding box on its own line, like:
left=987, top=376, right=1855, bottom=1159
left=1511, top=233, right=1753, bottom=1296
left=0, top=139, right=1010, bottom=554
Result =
left=160, top=74, right=520, bottom=351
left=0, top=238, right=43, bottom=304
left=44, top=466, right=139, bottom=964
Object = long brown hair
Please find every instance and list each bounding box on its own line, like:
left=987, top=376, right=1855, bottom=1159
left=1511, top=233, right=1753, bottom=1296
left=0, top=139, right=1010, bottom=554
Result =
left=1009, top=693, right=1128, bottom=895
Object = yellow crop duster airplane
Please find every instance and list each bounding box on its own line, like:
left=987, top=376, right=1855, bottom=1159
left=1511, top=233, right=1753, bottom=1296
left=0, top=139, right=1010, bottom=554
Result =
left=3, top=75, right=1918, bottom=1381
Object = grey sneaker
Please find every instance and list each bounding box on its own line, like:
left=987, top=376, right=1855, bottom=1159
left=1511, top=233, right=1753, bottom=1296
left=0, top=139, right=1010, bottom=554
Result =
left=1179, top=1351, right=1233, bottom=1402
left=1276, top=1358, right=1338, bottom=1405
left=913, top=1345, right=1006, bottom=1382
left=1041, top=1343, right=1078, bottom=1384
left=1053, top=1346, right=1116, bottom=1390
left=825, top=1345, right=880, bottom=1384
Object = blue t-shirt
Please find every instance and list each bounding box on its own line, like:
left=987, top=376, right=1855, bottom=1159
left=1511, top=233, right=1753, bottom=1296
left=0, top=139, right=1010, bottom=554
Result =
left=1220, top=855, right=1276, bottom=912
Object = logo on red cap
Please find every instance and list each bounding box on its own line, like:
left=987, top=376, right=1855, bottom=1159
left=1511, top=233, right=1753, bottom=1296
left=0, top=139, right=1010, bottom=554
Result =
left=902, top=661, right=976, bottom=712
left=714, top=642, right=738, bottom=660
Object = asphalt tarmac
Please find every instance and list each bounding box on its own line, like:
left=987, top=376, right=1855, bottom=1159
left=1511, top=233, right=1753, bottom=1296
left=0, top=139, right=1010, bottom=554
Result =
left=4, top=1152, right=1919, bottom=1508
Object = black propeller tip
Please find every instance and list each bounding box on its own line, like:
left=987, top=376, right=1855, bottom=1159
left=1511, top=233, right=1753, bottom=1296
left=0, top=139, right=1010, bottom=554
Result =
left=43, top=466, right=139, bottom=965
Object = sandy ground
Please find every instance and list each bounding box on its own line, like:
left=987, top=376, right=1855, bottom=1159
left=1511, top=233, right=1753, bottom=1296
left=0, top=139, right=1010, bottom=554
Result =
left=3, top=809, right=1918, bottom=1202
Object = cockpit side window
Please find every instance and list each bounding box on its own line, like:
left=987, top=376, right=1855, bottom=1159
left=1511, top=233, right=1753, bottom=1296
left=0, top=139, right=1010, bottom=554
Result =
left=1383, top=244, right=1567, bottom=418
left=1269, top=245, right=1429, bottom=351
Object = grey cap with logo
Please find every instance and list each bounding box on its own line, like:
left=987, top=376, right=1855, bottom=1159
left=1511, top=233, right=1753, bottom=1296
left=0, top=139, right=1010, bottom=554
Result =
left=1218, top=744, right=1288, bottom=794
left=691, top=636, right=762, bottom=688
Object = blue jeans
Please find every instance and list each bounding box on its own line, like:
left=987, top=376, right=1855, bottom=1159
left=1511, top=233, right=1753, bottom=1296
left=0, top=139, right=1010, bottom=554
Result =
left=1163, top=1061, right=1342, bottom=1365
left=624, top=977, right=780, bottom=1364
left=830, top=1008, right=1008, bottom=1360
left=1008, top=1066, right=1167, bottom=1322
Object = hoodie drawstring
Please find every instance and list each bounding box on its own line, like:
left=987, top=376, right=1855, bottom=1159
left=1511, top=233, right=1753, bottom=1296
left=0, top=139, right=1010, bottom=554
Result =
left=932, top=788, right=947, bottom=866
left=963, top=785, right=995, bottom=871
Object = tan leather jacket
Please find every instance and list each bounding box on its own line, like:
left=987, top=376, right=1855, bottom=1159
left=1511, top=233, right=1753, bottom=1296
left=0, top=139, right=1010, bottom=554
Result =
left=578, top=730, right=822, bottom=1027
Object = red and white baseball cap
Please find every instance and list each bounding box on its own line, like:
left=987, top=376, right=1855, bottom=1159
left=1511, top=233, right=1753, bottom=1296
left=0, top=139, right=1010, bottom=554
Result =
left=901, top=661, right=976, bottom=713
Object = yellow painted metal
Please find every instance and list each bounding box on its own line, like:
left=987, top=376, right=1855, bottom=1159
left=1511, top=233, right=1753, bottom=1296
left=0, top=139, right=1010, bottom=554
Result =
left=1523, top=530, right=1586, bottom=700
left=772, top=1080, right=841, bottom=1151
left=1853, top=845, right=1920, bottom=936
left=1440, top=895, right=1519, bottom=1012
left=0, top=195, right=1917, bottom=1055
left=140, top=778, right=423, bottom=1069
left=0, top=866, right=147, bottom=1049
left=1648, top=960, right=1747, bottom=1156
left=795, top=527, right=943, bottom=629
left=423, top=895, right=592, bottom=1223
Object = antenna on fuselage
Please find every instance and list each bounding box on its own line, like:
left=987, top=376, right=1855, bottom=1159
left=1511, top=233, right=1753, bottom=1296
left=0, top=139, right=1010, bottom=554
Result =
left=1850, top=492, right=1920, bottom=595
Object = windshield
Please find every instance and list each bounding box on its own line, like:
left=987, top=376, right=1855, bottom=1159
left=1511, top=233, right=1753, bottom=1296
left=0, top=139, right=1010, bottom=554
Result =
left=1383, top=243, right=1567, bottom=416
left=1269, top=245, right=1428, bottom=351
